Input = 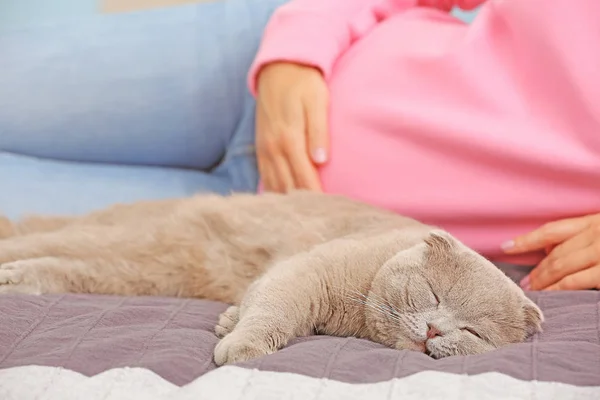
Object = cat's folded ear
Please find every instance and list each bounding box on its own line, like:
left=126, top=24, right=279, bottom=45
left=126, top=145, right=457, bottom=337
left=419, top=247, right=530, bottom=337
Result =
left=522, top=301, right=544, bottom=336
left=424, top=229, right=455, bottom=252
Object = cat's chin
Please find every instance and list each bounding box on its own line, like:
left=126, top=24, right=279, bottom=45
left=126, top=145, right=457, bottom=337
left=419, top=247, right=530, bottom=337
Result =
left=411, top=340, right=427, bottom=354
left=395, top=337, right=427, bottom=354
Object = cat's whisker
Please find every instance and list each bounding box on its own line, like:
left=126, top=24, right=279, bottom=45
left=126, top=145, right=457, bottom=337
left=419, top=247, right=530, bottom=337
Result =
left=364, top=290, right=406, bottom=321
left=346, top=294, right=385, bottom=313
left=339, top=285, right=404, bottom=325
left=365, top=291, right=390, bottom=307
left=350, top=293, right=407, bottom=325
left=346, top=294, right=406, bottom=325
left=350, top=294, right=396, bottom=318
left=349, top=288, right=390, bottom=311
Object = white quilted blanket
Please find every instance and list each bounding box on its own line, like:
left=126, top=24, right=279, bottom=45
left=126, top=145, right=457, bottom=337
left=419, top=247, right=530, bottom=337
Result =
left=1, top=365, right=599, bottom=400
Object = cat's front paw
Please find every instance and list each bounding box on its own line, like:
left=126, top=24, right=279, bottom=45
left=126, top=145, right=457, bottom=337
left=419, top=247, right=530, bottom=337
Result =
left=213, top=330, right=274, bottom=366
left=0, top=260, right=44, bottom=295
left=215, top=306, right=240, bottom=338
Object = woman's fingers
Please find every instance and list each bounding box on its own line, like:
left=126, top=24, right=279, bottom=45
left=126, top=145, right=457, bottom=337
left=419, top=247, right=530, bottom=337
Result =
left=503, top=216, right=591, bottom=254
left=303, top=85, right=329, bottom=166
left=258, top=129, right=306, bottom=193
left=258, top=153, right=294, bottom=193
left=265, top=103, right=321, bottom=192
left=528, top=242, right=596, bottom=290
left=256, top=103, right=294, bottom=193
left=257, top=155, right=276, bottom=192
left=522, top=225, right=600, bottom=290
left=254, top=62, right=329, bottom=191
left=284, top=135, right=322, bottom=191
left=256, top=107, right=278, bottom=192
left=543, top=228, right=595, bottom=261
left=545, top=265, right=600, bottom=291
left=272, top=155, right=296, bottom=192
left=286, top=76, right=328, bottom=190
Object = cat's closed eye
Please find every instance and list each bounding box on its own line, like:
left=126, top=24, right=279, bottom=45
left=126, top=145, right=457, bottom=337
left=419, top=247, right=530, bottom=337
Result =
left=461, top=327, right=483, bottom=339
left=427, top=281, right=440, bottom=307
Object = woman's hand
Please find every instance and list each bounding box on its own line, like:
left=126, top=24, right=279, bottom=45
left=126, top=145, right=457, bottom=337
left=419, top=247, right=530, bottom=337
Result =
left=255, top=62, right=329, bottom=193
left=503, top=214, right=600, bottom=290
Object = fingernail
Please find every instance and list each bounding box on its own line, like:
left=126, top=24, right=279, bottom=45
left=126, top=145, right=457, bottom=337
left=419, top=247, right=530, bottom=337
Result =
left=501, top=240, right=515, bottom=251
left=520, top=275, right=531, bottom=290
left=312, top=148, right=327, bottom=164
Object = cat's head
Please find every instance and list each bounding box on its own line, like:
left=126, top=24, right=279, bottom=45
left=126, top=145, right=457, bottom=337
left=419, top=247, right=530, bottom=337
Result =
left=367, top=230, right=543, bottom=358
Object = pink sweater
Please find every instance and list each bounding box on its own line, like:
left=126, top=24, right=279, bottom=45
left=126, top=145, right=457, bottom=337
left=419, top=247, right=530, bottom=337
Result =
left=249, top=0, right=600, bottom=265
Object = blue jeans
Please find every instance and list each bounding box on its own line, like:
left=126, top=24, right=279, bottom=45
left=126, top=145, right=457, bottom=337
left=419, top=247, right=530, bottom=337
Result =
left=0, top=0, right=287, bottom=217
left=0, top=1, right=478, bottom=217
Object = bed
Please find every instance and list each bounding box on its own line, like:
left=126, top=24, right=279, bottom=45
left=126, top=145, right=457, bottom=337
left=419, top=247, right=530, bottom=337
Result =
left=0, top=264, right=599, bottom=400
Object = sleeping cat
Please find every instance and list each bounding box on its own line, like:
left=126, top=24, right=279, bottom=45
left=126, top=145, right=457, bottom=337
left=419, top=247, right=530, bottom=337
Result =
left=0, top=191, right=543, bottom=364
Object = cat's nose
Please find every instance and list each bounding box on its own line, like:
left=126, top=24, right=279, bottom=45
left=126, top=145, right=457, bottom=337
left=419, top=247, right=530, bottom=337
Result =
left=426, top=323, right=442, bottom=339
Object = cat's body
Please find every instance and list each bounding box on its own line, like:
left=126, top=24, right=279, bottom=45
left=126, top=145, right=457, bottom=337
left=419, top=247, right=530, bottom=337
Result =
left=0, top=191, right=543, bottom=364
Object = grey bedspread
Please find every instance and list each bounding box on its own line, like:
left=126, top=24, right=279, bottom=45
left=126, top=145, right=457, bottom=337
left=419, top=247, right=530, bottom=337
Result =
left=0, top=267, right=599, bottom=399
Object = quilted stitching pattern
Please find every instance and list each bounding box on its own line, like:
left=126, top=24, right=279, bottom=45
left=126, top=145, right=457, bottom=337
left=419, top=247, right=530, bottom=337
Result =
left=0, top=291, right=598, bottom=387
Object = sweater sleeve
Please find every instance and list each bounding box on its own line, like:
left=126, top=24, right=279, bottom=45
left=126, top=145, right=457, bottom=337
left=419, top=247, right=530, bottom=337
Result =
left=247, top=0, right=484, bottom=94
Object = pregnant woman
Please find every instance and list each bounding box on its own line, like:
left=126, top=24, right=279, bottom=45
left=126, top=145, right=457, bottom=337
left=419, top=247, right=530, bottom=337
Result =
left=2, top=0, right=599, bottom=290
left=251, top=0, right=600, bottom=291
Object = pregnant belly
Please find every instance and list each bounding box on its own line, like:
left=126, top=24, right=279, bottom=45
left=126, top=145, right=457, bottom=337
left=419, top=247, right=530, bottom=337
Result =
left=318, top=13, right=600, bottom=262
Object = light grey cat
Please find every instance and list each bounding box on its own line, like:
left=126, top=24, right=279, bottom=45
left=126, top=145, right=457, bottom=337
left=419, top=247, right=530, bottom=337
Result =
left=0, top=191, right=543, bottom=365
